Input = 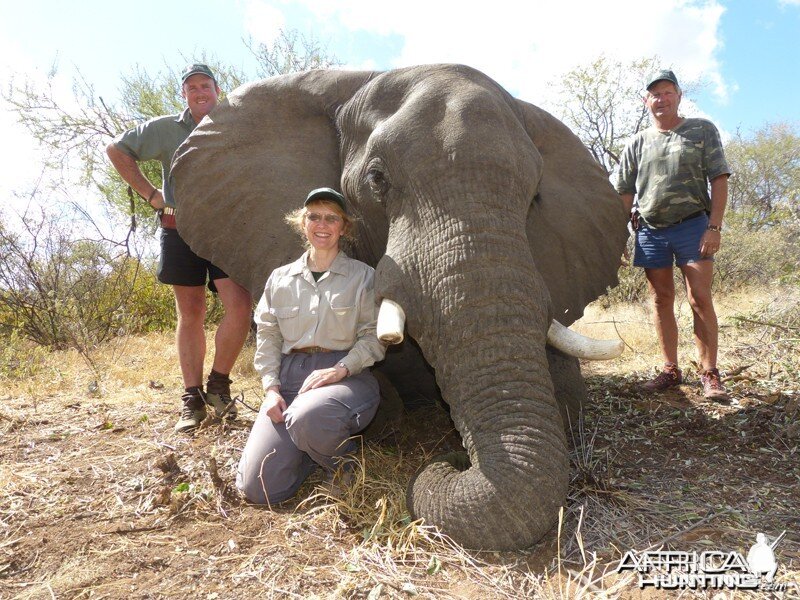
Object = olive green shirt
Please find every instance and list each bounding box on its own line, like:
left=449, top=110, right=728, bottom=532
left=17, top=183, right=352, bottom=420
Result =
left=112, top=108, right=196, bottom=209
left=615, top=118, right=731, bottom=228
left=253, top=251, right=386, bottom=391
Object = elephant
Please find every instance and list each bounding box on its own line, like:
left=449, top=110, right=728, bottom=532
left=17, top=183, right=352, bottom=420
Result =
left=171, top=64, right=629, bottom=551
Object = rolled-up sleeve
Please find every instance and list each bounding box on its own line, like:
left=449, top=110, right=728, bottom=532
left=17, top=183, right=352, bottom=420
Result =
left=253, top=272, right=284, bottom=390
left=339, top=269, right=386, bottom=376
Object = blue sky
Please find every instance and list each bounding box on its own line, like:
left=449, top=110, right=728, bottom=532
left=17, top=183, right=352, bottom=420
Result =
left=1, top=0, right=798, bottom=206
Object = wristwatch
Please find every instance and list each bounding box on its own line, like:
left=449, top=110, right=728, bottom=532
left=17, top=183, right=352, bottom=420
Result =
left=337, top=362, right=350, bottom=376
left=707, top=224, right=722, bottom=232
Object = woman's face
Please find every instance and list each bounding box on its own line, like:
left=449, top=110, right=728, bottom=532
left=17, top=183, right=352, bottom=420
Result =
left=303, top=201, right=345, bottom=252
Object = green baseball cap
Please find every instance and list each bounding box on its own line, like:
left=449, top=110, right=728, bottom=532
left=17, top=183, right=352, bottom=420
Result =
left=646, top=69, right=679, bottom=91
left=304, top=187, right=347, bottom=213
left=181, top=63, right=216, bottom=84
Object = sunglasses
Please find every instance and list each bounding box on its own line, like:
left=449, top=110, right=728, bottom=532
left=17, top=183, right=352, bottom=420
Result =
left=306, top=212, right=343, bottom=224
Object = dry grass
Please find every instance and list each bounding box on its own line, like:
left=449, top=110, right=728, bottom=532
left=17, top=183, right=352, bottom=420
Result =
left=1, top=286, right=799, bottom=598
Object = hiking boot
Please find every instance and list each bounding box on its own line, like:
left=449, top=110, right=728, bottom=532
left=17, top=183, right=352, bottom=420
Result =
left=701, top=368, right=729, bottom=401
left=174, top=391, right=207, bottom=432
left=641, top=363, right=683, bottom=392
left=205, top=392, right=238, bottom=419
left=206, top=371, right=238, bottom=419
left=321, top=465, right=356, bottom=499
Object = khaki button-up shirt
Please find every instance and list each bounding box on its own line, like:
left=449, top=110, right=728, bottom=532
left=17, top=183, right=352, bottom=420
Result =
left=253, top=251, right=386, bottom=390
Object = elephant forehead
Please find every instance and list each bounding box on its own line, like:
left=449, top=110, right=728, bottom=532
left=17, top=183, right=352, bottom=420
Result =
left=339, top=68, right=537, bottom=169
left=343, top=67, right=519, bottom=133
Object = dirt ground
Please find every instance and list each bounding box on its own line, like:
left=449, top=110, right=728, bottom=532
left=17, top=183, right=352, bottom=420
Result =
left=1, top=295, right=799, bottom=599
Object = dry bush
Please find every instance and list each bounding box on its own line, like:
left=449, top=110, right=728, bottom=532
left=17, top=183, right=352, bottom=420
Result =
left=715, top=216, right=800, bottom=292
left=0, top=330, right=49, bottom=380
left=0, top=204, right=233, bottom=376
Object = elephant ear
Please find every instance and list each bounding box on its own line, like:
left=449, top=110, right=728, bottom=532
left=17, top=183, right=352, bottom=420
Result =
left=516, top=100, right=629, bottom=326
left=171, top=69, right=377, bottom=295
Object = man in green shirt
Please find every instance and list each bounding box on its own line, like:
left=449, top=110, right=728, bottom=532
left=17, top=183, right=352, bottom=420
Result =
left=615, top=70, right=730, bottom=401
left=106, top=64, right=252, bottom=431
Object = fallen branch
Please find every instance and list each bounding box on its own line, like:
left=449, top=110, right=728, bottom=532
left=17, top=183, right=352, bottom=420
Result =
left=730, top=316, right=798, bottom=332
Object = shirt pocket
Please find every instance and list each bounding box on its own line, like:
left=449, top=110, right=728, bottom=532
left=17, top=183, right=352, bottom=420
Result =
left=270, top=305, right=301, bottom=341
left=328, top=297, right=357, bottom=343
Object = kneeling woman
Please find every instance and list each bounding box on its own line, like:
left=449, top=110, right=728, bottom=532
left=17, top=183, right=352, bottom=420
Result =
left=237, top=188, right=386, bottom=504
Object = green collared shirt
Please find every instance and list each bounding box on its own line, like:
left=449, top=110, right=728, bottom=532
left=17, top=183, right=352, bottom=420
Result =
left=112, top=108, right=196, bottom=208
left=253, top=251, right=386, bottom=391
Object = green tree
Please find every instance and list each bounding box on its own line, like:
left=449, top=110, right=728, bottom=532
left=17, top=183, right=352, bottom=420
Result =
left=550, top=56, right=665, bottom=174
left=725, top=121, right=800, bottom=230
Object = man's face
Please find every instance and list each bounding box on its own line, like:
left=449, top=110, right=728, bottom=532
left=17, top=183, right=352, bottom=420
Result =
left=645, top=80, right=681, bottom=121
left=181, top=74, right=220, bottom=120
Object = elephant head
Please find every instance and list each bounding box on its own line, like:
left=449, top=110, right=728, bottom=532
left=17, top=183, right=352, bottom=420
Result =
left=172, top=65, right=628, bottom=550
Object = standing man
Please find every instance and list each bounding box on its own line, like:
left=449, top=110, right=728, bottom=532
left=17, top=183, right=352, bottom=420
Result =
left=615, top=70, right=731, bottom=401
left=107, top=63, right=252, bottom=431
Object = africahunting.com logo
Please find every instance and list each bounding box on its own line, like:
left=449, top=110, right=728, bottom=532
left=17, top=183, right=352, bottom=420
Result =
left=616, top=531, right=797, bottom=592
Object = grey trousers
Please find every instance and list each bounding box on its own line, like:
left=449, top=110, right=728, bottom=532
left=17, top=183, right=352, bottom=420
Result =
left=236, top=350, right=380, bottom=504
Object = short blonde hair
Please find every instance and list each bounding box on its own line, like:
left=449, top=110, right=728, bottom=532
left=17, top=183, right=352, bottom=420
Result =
left=284, top=199, right=356, bottom=248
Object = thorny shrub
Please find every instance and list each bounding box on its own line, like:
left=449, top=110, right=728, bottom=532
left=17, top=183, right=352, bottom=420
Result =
left=0, top=207, right=176, bottom=354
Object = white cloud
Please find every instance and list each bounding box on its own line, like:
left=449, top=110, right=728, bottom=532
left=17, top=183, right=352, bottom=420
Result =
left=242, top=0, right=287, bottom=44
left=287, top=0, right=729, bottom=108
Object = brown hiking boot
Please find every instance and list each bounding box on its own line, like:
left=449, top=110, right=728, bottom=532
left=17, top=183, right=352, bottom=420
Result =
left=641, top=363, right=682, bottom=392
left=701, top=368, right=729, bottom=401
left=206, top=371, right=238, bottom=419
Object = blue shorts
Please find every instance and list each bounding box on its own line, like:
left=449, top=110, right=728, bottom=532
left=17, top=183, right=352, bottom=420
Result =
left=634, top=213, right=711, bottom=269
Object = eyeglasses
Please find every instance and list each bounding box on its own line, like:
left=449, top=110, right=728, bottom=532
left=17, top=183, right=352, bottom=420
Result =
left=306, top=212, right=343, bottom=224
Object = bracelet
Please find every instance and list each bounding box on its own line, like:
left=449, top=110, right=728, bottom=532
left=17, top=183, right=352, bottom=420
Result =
left=706, top=224, right=722, bottom=232
left=146, top=188, right=159, bottom=205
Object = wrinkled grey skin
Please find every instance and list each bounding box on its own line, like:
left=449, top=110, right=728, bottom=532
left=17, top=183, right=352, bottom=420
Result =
left=172, top=65, right=628, bottom=551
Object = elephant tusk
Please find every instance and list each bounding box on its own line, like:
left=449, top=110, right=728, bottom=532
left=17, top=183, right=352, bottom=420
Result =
left=546, top=319, right=624, bottom=360
left=377, top=299, right=405, bottom=345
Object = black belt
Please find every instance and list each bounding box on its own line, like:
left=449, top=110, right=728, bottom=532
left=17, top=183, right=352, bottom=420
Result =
left=672, top=210, right=706, bottom=225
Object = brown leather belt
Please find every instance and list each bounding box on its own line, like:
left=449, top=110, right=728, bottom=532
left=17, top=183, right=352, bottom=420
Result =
left=160, top=206, right=177, bottom=229
left=291, top=346, right=332, bottom=354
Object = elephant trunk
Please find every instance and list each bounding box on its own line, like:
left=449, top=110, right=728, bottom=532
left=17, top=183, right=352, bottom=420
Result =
left=382, top=240, right=569, bottom=550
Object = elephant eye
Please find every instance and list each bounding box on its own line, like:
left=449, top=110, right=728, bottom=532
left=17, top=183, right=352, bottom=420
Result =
left=365, top=166, right=390, bottom=199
